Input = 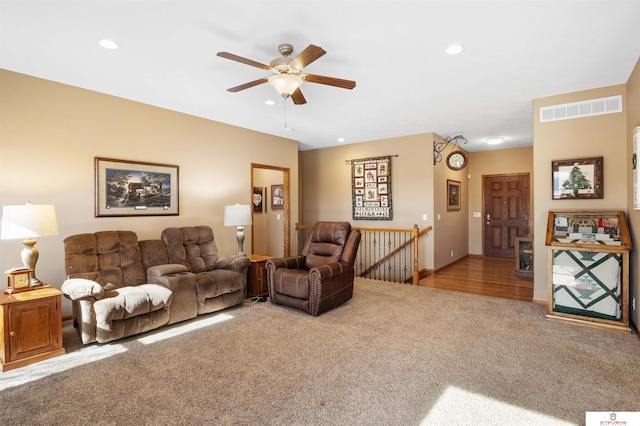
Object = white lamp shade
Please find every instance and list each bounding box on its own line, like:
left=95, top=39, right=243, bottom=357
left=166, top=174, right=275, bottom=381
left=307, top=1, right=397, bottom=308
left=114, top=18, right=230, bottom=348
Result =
left=224, top=204, right=252, bottom=227
left=268, top=74, right=303, bottom=96
left=1, top=203, right=59, bottom=240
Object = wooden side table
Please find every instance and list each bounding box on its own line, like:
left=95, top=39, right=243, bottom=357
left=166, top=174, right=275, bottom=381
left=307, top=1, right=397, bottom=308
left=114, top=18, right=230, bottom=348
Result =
left=247, top=254, right=273, bottom=299
left=0, top=285, right=65, bottom=372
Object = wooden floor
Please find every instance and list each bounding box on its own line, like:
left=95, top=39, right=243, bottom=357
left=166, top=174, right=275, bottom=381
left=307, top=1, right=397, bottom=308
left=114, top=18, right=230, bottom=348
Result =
left=419, top=256, right=534, bottom=302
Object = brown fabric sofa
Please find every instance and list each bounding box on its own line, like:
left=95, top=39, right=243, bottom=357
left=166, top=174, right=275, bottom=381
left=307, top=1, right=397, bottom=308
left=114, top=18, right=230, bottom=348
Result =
left=62, top=225, right=250, bottom=344
left=265, top=221, right=361, bottom=316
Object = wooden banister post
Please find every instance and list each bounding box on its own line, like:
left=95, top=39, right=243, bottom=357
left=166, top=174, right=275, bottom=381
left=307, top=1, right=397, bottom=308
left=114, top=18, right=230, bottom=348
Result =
left=412, top=224, right=419, bottom=285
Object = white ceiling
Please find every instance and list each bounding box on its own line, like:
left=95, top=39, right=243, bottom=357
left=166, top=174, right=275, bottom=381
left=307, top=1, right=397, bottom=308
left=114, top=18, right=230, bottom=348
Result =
left=1, top=1, right=639, bottom=152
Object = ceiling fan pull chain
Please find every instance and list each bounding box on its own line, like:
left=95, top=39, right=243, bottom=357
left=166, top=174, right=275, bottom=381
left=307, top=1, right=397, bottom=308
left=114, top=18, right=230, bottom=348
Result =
left=283, top=95, right=293, bottom=130
left=283, top=96, right=287, bottom=129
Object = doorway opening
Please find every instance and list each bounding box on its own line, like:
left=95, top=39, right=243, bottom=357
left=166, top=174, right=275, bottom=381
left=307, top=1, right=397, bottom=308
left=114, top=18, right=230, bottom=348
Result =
left=251, top=163, right=290, bottom=257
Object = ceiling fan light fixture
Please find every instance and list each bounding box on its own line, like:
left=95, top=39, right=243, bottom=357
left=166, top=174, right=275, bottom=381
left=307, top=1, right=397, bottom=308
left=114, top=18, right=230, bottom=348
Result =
left=268, top=74, right=303, bottom=97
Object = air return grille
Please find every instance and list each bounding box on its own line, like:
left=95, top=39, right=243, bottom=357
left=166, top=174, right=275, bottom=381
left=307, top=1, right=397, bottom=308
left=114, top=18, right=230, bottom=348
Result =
left=540, top=95, right=622, bottom=123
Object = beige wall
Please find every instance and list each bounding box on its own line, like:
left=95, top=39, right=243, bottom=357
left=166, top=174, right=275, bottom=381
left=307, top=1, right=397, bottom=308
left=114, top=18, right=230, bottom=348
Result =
left=433, top=135, right=469, bottom=270
left=0, top=70, right=299, bottom=316
left=626, top=58, right=640, bottom=327
left=467, top=147, right=534, bottom=255
left=252, top=168, right=284, bottom=257
left=532, top=84, right=628, bottom=302
left=299, top=134, right=436, bottom=270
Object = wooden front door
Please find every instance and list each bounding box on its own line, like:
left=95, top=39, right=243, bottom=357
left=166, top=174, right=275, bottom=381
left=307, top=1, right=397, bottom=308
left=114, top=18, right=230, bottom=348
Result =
left=483, top=174, right=530, bottom=258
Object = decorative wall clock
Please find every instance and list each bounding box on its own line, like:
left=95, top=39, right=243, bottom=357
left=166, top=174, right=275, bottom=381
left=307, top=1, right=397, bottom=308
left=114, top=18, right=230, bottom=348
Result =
left=446, top=150, right=467, bottom=171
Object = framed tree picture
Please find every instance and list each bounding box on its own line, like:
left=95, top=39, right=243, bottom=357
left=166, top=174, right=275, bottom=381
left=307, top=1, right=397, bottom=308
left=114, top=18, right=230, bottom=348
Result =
left=551, top=157, right=603, bottom=200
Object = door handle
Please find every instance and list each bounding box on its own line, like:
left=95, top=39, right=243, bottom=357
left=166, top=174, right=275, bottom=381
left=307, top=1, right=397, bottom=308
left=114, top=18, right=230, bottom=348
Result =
left=486, top=214, right=491, bottom=225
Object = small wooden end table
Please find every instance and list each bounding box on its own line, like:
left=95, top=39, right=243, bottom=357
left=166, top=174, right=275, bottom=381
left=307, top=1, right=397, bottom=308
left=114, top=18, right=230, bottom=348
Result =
left=247, top=254, right=273, bottom=299
left=0, top=285, right=65, bottom=372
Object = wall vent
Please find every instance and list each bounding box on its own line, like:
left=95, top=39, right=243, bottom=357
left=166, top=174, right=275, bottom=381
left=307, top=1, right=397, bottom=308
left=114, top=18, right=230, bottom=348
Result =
left=540, top=95, right=622, bottom=123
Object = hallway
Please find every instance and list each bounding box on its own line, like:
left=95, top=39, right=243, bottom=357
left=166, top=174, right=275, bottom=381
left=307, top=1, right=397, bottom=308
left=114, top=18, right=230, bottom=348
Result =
left=419, top=256, right=534, bottom=302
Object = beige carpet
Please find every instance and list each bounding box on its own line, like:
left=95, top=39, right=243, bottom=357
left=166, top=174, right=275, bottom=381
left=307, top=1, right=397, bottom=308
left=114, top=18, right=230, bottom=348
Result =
left=1, top=278, right=639, bottom=425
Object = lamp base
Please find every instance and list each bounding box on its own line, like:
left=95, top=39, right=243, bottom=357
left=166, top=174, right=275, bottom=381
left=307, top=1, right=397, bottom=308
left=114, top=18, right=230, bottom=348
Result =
left=21, top=237, right=44, bottom=286
left=236, top=226, right=246, bottom=256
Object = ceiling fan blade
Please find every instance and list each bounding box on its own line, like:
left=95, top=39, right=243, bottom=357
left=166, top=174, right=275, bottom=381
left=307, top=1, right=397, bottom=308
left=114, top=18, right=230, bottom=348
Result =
left=227, top=78, right=268, bottom=92
left=217, top=51, right=271, bottom=70
left=305, top=74, right=356, bottom=90
left=290, top=88, right=307, bottom=105
left=289, top=45, right=326, bottom=70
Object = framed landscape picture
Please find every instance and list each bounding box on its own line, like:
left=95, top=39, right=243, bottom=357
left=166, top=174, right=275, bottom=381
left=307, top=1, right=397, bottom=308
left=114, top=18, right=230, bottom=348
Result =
left=447, top=179, right=461, bottom=211
left=95, top=157, right=179, bottom=217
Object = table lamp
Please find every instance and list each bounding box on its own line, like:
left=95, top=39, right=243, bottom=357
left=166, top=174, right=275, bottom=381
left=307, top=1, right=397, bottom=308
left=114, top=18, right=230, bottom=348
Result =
left=224, top=204, right=252, bottom=256
left=1, top=202, right=59, bottom=286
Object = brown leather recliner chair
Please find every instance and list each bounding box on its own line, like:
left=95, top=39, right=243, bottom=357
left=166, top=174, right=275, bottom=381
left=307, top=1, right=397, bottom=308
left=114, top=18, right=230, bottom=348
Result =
left=265, top=221, right=361, bottom=316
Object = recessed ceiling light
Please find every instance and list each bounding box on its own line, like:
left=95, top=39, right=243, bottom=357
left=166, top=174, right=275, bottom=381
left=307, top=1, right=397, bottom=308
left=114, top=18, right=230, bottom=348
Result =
left=338, top=138, right=345, bottom=143
left=445, top=44, right=463, bottom=55
left=486, top=137, right=504, bottom=145
left=265, top=100, right=276, bottom=106
left=98, top=39, right=119, bottom=50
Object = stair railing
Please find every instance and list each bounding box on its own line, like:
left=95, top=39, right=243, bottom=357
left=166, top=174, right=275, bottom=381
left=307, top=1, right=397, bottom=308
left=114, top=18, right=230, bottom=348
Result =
left=295, top=224, right=432, bottom=285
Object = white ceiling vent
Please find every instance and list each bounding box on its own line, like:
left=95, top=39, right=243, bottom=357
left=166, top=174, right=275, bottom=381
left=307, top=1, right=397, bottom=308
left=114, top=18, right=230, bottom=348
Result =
left=540, top=95, right=622, bottom=123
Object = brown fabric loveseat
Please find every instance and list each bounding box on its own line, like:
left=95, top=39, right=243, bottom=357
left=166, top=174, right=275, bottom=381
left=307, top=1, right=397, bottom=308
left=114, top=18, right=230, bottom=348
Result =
left=62, top=225, right=249, bottom=344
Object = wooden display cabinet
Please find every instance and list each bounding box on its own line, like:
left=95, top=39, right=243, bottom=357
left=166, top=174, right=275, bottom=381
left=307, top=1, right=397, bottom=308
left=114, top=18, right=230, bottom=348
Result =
left=514, top=237, right=533, bottom=280
left=247, top=254, right=273, bottom=299
left=0, top=286, right=65, bottom=372
left=545, top=211, right=632, bottom=332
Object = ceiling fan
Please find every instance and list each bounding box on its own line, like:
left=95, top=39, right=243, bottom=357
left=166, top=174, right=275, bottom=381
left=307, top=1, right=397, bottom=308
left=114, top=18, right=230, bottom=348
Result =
left=216, top=43, right=356, bottom=105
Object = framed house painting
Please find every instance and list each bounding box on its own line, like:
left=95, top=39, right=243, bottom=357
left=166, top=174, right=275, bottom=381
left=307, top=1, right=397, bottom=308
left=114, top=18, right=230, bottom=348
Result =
left=95, top=157, right=179, bottom=217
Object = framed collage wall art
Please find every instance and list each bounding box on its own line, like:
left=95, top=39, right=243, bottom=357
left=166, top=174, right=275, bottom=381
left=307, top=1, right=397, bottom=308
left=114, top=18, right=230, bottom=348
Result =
left=351, top=156, right=392, bottom=220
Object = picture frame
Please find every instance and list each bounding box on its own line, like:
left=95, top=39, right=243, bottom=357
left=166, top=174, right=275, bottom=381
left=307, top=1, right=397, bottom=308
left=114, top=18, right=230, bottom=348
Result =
left=551, top=156, right=603, bottom=200
left=95, top=157, right=179, bottom=217
left=271, top=184, right=284, bottom=210
left=633, top=127, right=639, bottom=210
left=253, top=187, right=264, bottom=213
left=447, top=179, right=461, bottom=211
